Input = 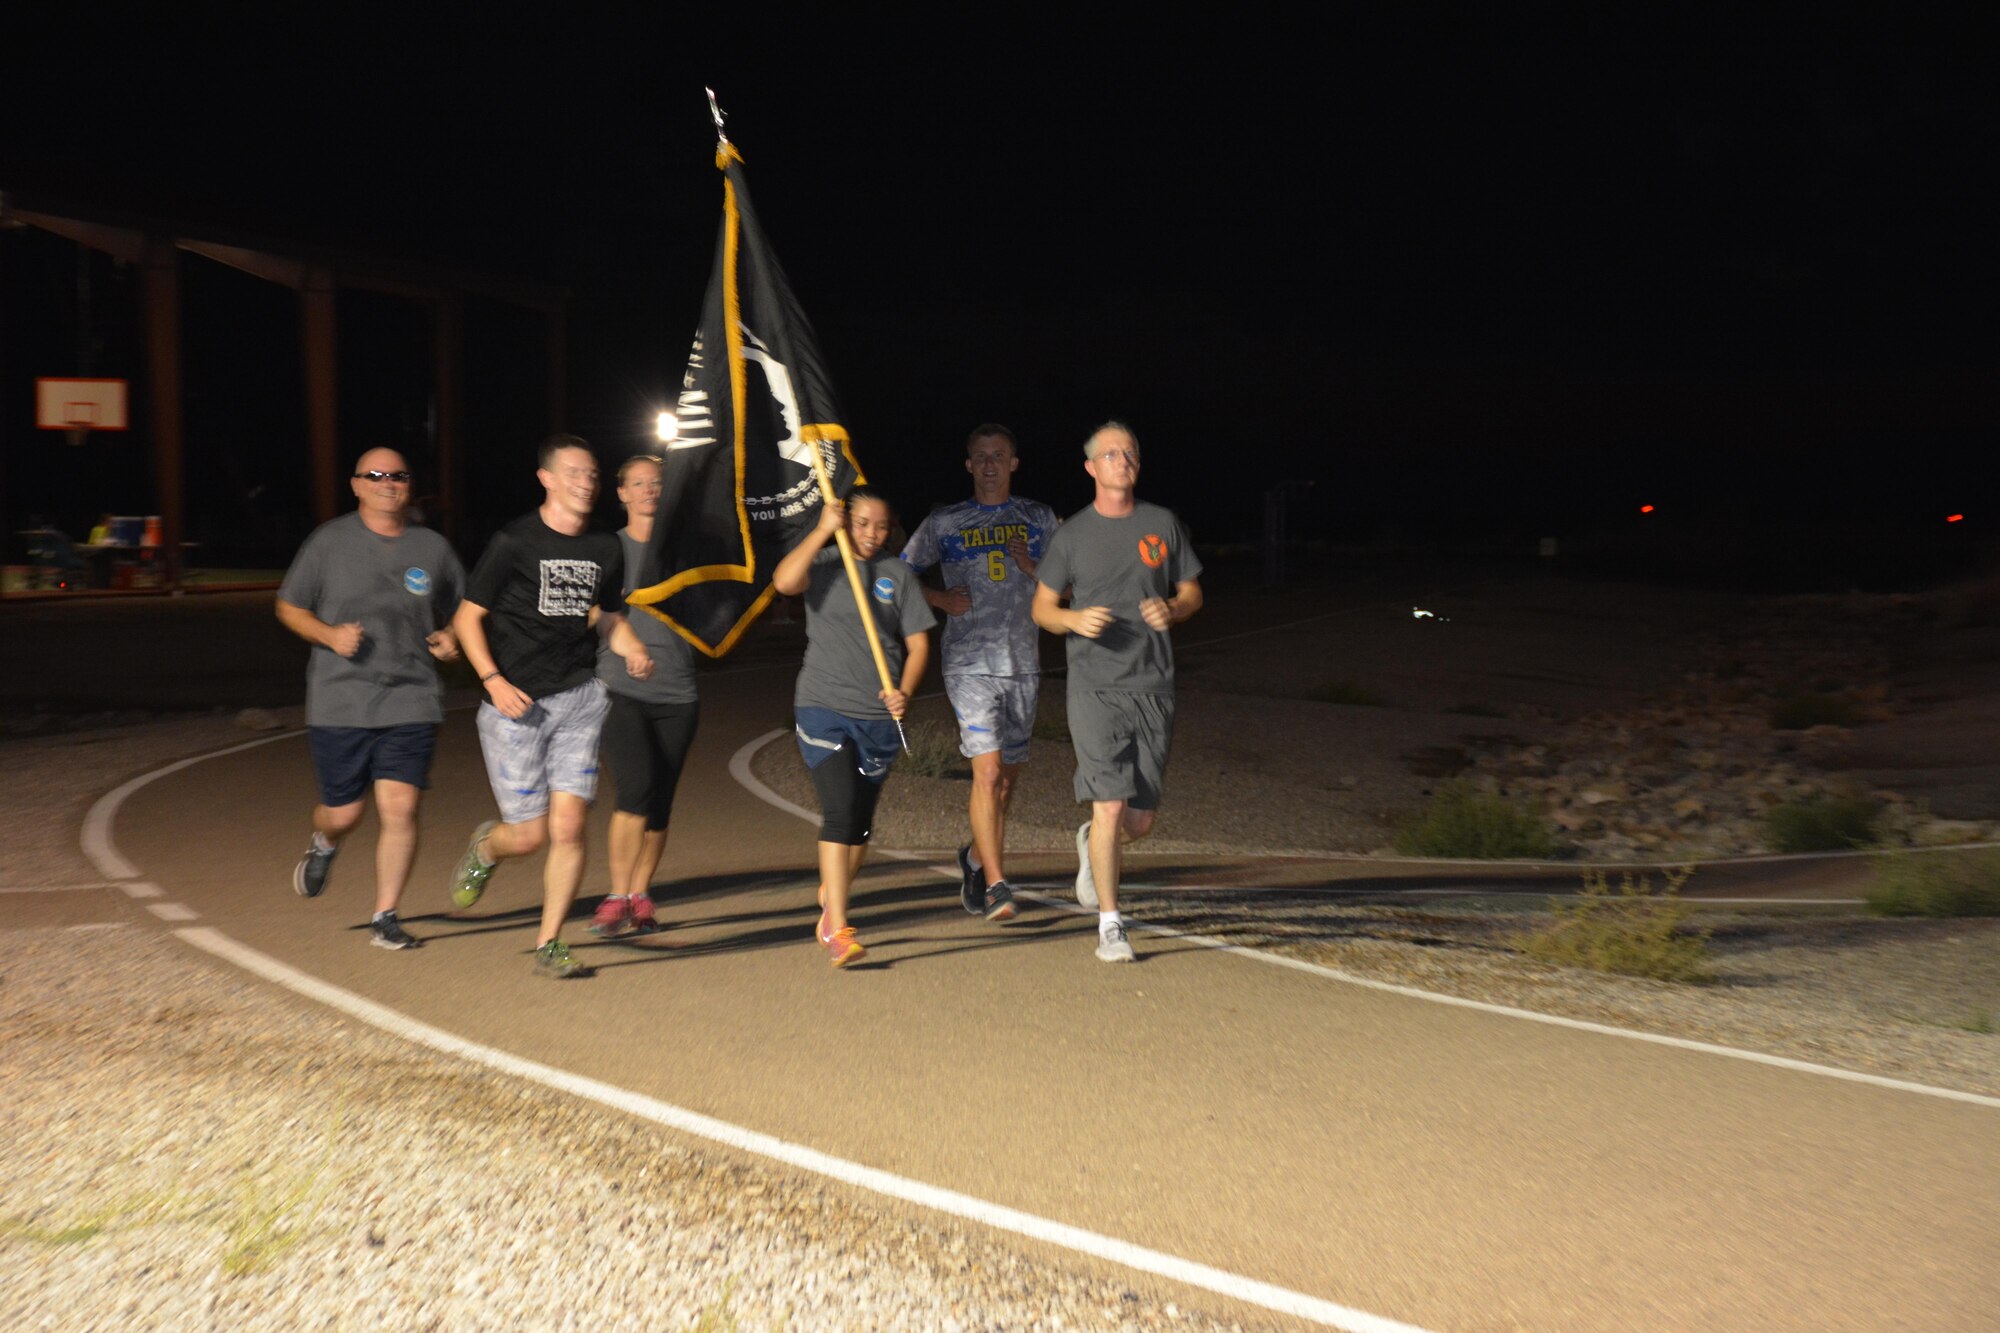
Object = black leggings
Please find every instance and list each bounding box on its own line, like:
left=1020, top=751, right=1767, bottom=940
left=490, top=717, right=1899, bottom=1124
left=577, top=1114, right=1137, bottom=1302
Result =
left=809, top=749, right=888, bottom=845
left=601, top=693, right=700, bottom=829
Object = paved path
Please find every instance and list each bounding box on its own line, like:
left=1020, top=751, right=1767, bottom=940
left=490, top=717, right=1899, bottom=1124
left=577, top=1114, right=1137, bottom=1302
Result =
left=88, top=652, right=2000, bottom=1331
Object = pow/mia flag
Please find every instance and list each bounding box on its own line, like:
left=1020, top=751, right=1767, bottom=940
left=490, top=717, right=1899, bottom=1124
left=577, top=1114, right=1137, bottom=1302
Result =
left=627, top=141, right=866, bottom=656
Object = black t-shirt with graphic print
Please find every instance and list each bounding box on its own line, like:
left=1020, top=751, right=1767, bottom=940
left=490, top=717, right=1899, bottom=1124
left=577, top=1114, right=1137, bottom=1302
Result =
left=466, top=511, right=625, bottom=701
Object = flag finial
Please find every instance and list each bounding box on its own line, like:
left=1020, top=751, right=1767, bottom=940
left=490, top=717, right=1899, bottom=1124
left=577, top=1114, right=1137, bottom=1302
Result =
left=705, top=87, right=729, bottom=146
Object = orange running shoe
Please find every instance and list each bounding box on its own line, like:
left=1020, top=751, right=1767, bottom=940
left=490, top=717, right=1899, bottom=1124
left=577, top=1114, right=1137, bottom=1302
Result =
left=822, top=925, right=865, bottom=968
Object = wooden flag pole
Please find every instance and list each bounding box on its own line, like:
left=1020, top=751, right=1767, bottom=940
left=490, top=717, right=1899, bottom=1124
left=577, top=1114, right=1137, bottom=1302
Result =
left=806, top=441, right=907, bottom=738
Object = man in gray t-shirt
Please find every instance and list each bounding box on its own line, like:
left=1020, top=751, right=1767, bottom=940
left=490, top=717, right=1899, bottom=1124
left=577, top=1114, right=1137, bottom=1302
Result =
left=276, top=447, right=464, bottom=950
left=900, top=422, right=1059, bottom=922
left=1033, top=421, right=1204, bottom=963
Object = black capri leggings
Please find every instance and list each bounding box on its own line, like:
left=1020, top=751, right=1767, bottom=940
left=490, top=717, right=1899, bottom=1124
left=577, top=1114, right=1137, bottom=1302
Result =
left=601, top=693, right=700, bottom=829
left=809, top=751, right=888, bottom=846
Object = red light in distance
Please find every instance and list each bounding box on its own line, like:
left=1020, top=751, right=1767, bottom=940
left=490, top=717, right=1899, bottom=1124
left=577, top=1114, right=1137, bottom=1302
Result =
left=1947, top=514, right=1964, bottom=523
left=1639, top=504, right=1656, bottom=514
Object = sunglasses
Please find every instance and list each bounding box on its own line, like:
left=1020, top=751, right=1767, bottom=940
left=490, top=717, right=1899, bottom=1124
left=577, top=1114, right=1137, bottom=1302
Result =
left=354, top=470, right=413, bottom=483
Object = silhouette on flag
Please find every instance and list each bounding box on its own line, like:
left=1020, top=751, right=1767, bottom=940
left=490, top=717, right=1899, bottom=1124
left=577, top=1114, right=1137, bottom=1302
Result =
left=627, top=142, right=866, bottom=656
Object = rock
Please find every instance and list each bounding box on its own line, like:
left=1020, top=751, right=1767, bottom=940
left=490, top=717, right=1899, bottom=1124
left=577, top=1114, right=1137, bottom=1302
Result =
left=236, top=708, right=283, bottom=731
left=1672, top=797, right=1706, bottom=820
left=1579, top=783, right=1627, bottom=806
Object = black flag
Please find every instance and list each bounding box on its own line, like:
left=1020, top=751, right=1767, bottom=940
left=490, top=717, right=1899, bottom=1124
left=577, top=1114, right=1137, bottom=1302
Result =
left=628, top=142, right=866, bottom=656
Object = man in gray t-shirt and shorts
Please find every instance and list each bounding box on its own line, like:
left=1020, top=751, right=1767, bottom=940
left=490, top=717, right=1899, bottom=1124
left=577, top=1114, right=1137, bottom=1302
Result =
left=277, top=447, right=464, bottom=951
left=900, top=422, right=1059, bottom=923
left=1033, top=421, right=1203, bottom=963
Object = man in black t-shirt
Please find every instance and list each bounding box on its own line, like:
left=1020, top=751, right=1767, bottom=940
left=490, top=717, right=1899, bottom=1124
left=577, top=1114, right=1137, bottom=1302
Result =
left=450, top=435, right=655, bottom=979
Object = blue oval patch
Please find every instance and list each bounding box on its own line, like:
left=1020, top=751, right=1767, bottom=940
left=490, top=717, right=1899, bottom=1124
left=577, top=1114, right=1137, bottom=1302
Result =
left=872, top=575, right=895, bottom=603
left=405, top=567, right=431, bottom=596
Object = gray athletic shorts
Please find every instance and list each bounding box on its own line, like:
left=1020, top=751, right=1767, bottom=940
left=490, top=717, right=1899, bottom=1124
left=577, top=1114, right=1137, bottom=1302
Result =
left=474, top=679, right=611, bottom=823
left=945, top=672, right=1039, bottom=765
left=1067, top=687, right=1175, bottom=810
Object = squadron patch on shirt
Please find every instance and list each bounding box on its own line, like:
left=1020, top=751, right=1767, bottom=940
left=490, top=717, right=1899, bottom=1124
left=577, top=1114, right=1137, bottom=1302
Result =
left=538, top=559, right=600, bottom=616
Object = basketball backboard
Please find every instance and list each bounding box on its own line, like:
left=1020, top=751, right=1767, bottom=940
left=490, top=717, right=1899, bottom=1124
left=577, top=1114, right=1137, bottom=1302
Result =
left=35, top=377, right=130, bottom=431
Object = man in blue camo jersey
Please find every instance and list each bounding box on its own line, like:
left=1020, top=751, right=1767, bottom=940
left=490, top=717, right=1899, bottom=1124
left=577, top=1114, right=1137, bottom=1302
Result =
left=901, top=423, right=1060, bottom=923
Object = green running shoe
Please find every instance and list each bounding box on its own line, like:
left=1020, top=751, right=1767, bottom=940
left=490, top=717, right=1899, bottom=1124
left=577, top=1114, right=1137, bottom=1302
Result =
left=449, top=821, right=498, bottom=908
left=533, top=939, right=591, bottom=979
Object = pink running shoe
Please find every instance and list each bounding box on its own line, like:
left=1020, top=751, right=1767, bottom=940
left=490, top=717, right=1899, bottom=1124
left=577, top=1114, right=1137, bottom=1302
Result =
left=590, top=895, right=635, bottom=938
left=629, top=894, right=658, bottom=932
left=822, top=926, right=865, bottom=968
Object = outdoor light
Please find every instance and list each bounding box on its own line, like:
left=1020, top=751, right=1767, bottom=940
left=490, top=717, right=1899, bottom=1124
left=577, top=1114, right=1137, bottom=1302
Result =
left=1640, top=504, right=1656, bottom=514
left=1947, top=513, right=1964, bottom=523
left=656, top=411, right=678, bottom=443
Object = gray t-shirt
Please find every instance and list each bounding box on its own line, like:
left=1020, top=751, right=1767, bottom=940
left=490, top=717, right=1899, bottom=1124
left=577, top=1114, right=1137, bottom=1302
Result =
left=597, top=531, right=699, bottom=704
left=1035, top=501, right=1202, bottom=695
left=278, top=512, right=465, bottom=727
left=795, top=547, right=936, bottom=719
left=900, top=495, right=1059, bottom=678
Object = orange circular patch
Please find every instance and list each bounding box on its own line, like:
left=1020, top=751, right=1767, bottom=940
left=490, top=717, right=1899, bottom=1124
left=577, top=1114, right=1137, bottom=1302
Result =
left=1138, top=533, right=1167, bottom=567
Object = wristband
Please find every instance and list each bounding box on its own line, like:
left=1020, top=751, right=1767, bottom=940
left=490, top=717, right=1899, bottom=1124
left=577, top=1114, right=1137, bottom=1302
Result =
left=479, top=671, right=500, bottom=682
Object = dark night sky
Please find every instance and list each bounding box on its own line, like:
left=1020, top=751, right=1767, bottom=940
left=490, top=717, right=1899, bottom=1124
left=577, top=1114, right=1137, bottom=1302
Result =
left=3, top=19, right=1996, bottom=574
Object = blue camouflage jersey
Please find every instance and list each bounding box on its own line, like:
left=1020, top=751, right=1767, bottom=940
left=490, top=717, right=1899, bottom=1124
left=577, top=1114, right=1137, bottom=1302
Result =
left=901, top=496, right=1059, bottom=677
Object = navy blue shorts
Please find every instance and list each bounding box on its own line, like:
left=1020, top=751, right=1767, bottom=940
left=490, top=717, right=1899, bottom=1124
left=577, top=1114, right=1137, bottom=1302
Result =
left=307, top=723, right=439, bottom=806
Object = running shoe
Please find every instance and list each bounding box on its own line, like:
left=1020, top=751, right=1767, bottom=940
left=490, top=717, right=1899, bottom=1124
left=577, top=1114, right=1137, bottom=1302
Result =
left=293, top=839, right=337, bottom=899
left=1096, top=920, right=1135, bottom=963
left=1074, top=821, right=1099, bottom=910
left=533, top=939, right=591, bottom=979
left=822, top=926, right=865, bottom=968
left=983, top=879, right=1018, bottom=922
left=629, top=893, right=658, bottom=932
left=369, top=911, right=421, bottom=950
left=449, top=821, right=498, bottom=909
left=956, top=844, right=983, bottom=915
left=590, top=895, right=635, bottom=938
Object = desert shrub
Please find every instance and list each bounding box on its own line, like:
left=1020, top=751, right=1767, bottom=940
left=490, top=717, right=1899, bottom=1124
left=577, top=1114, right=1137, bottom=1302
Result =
left=1515, top=867, right=1713, bottom=982
left=1763, top=795, right=1880, bottom=852
left=1309, top=680, right=1388, bottom=707
left=1768, top=693, right=1860, bottom=730
left=895, top=720, right=964, bottom=779
left=1866, top=850, right=2000, bottom=917
left=1394, top=779, right=1563, bottom=859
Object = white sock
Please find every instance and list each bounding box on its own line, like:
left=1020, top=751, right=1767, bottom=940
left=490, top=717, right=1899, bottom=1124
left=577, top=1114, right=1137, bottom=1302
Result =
left=604, top=893, right=628, bottom=903
left=311, top=831, right=336, bottom=853
left=1099, top=911, right=1123, bottom=935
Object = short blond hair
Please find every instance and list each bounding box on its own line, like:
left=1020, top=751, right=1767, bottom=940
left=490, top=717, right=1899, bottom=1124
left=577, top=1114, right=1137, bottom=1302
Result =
left=1084, top=421, right=1138, bottom=460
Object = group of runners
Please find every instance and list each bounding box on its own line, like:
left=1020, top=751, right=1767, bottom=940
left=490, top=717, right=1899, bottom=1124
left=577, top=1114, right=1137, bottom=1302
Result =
left=275, top=420, right=1202, bottom=974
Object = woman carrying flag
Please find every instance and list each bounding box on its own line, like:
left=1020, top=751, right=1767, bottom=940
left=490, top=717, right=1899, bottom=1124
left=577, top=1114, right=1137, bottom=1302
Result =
left=771, top=487, right=934, bottom=967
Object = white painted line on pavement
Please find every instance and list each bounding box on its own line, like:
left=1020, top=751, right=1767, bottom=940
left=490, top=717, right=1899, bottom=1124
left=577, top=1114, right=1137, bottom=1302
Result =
left=86, top=724, right=1434, bottom=1330
left=729, top=731, right=2000, bottom=1111
left=122, top=881, right=164, bottom=899
left=82, top=730, right=303, bottom=878
left=171, top=925, right=1436, bottom=1333
left=1137, top=883, right=1868, bottom=906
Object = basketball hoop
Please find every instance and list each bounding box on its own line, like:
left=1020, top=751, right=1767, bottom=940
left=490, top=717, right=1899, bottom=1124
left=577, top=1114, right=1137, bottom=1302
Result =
left=35, top=378, right=128, bottom=444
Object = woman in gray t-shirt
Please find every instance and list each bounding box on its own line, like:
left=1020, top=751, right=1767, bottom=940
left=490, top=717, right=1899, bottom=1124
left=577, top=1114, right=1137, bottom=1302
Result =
left=771, top=486, right=935, bottom=968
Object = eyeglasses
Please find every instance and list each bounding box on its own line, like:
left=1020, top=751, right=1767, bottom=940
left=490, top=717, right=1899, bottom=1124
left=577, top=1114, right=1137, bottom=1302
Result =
left=354, top=470, right=412, bottom=483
